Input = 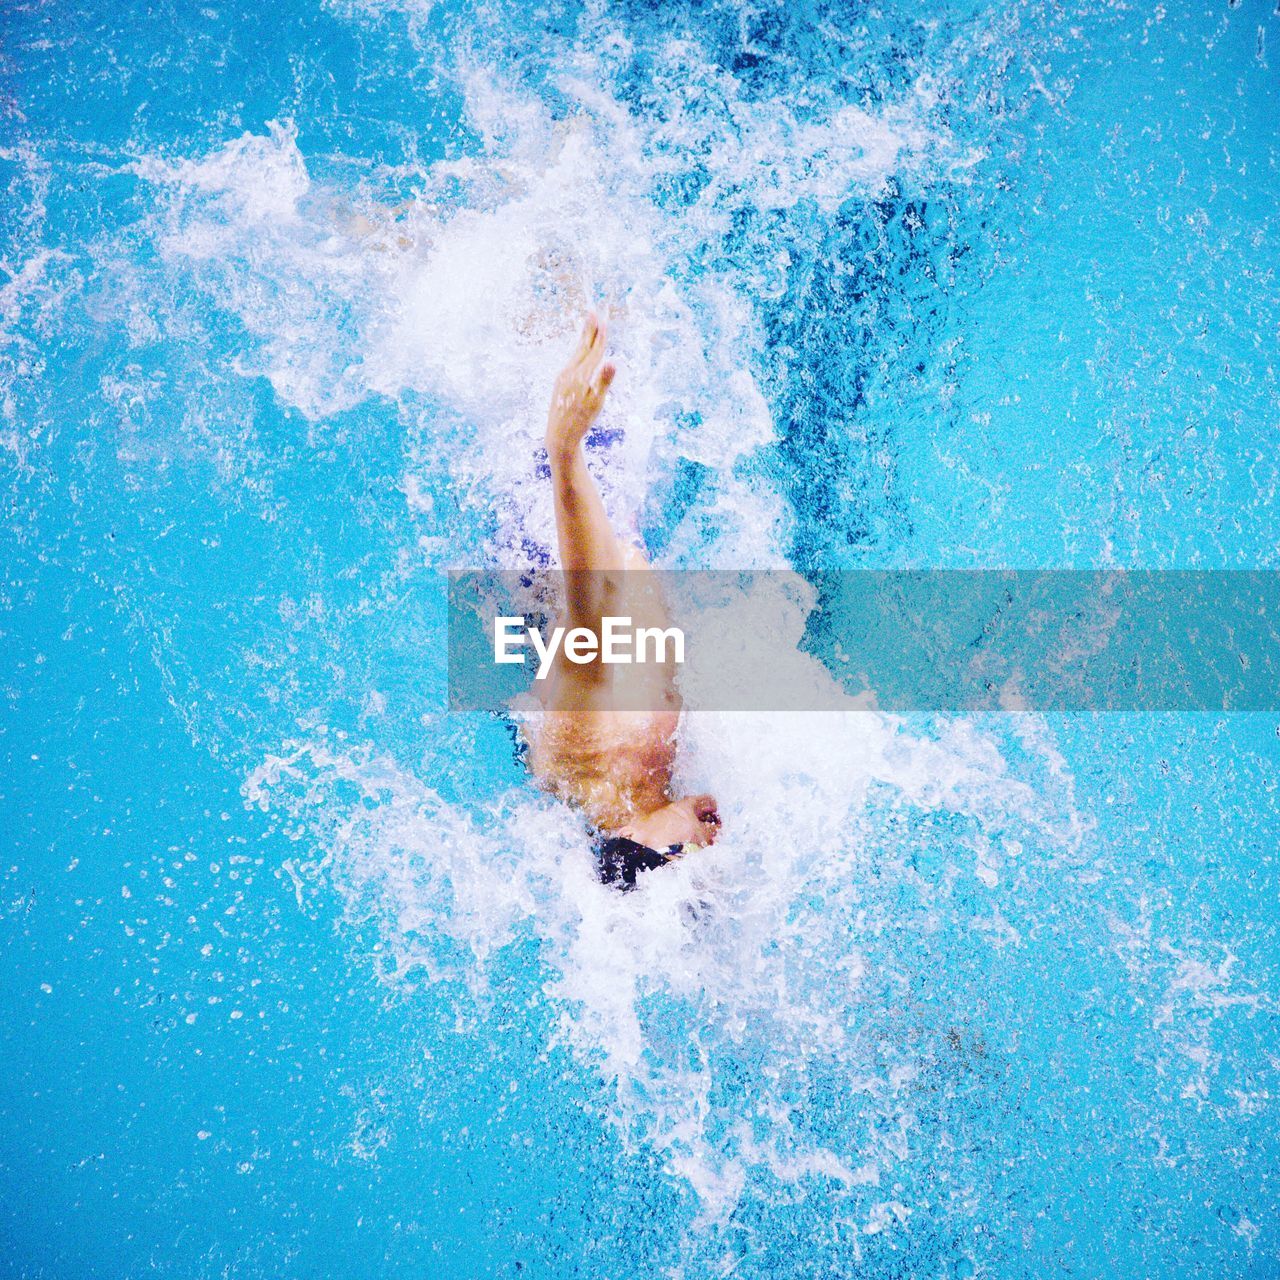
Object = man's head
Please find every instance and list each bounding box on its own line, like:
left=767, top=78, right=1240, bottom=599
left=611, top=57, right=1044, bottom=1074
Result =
left=620, top=793, right=720, bottom=853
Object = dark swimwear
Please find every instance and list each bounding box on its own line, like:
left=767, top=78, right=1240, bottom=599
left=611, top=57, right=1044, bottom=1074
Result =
left=593, top=835, right=681, bottom=890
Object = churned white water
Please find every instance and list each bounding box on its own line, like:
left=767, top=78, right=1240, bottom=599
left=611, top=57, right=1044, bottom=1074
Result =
left=100, top=0, right=1262, bottom=1247
left=135, top=48, right=1093, bottom=1228
left=5, top=0, right=1278, bottom=1272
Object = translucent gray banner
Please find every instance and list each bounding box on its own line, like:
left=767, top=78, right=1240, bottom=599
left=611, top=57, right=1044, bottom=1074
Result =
left=447, top=570, right=1280, bottom=713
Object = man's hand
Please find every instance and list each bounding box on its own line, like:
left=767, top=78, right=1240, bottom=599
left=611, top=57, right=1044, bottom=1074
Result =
left=545, top=312, right=616, bottom=462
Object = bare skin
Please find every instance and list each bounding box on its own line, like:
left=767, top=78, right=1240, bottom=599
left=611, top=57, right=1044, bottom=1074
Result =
left=523, top=313, right=720, bottom=855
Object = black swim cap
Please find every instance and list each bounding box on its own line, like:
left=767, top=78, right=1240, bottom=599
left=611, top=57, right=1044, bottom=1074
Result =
left=593, top=835, right=677, bottom=890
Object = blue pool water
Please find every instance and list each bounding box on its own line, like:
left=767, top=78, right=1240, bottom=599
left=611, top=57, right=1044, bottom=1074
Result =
left=2, top=0, right=1278, bottom=1276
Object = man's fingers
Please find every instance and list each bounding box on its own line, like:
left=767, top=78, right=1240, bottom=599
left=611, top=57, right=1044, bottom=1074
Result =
left=592, top=361, right=616, bottom=395
left=583, top=316, right=607, bottom=369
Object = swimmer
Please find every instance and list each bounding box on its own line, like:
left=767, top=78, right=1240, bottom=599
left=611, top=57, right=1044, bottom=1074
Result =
left=522, top=312, right=720, bottom=889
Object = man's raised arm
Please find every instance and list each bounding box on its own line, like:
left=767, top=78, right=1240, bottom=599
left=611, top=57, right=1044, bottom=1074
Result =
left=544, top=313, right=623, bottom=646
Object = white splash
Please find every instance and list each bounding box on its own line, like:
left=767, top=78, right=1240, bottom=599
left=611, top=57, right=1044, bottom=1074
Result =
left=128, top=21, right=970, bottom=571
left=246, top=634, right=1082, bottom=1223
left=130, top=4, right=1084, bottom=1227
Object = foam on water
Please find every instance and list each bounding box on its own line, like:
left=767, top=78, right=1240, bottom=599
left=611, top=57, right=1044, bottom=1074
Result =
left=11, top=0, right=1271, bottom=1267
left=118, top=0, right=1109, bottom=1232
left=128, top=9, right=981, bottom=573
left=133, top=104, right=783, bottom=567
left=245, top=720, right=1083, bottom=1227
left=244, top=590, right=1089, bottom=1228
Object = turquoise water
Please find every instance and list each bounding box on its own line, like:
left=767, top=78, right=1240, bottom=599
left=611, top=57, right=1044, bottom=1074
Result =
left=2, top=0, right=1278, bottom=1276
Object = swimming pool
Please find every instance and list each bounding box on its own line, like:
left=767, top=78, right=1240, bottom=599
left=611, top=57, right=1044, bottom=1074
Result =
left=2, top=0, right=1277, bottom=1275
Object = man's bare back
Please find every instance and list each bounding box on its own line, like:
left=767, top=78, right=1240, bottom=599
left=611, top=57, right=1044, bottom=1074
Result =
left=521, top=313, right=719, bottom=879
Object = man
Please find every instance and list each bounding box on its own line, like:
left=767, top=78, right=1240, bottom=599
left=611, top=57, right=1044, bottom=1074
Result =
left=523, top=312, right=721, bottom=888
